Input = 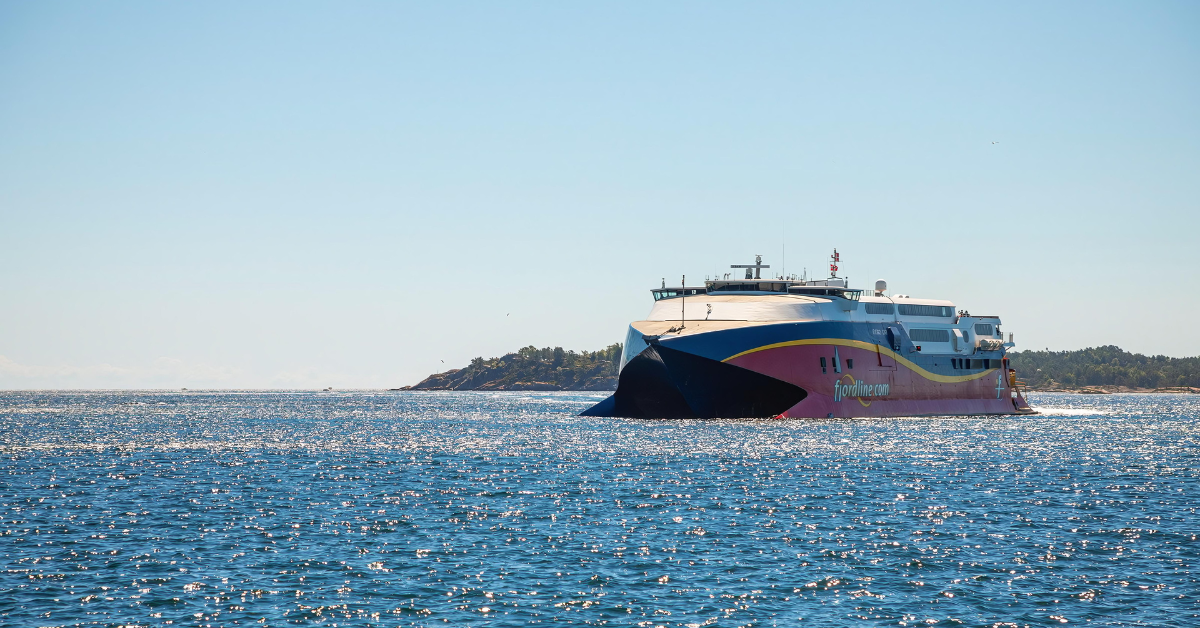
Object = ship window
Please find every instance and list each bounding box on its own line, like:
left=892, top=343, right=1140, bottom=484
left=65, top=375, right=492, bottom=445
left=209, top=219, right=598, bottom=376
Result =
left=820, top=357, right=827, bottom=374
left=790, top=287, right=861, bottom=297
left=847, top=358, right=854, bottom=369
left=971, top=359, right=983, bottom=369
left=790, top=287, right=825, bottom=295
left=716, top=283, right=759, bottom=292
left=865, top=303, right=893, bottom=315
left=898, top=304, right=954, bottom=317
left=909, top=328, right=950, bottom=343
left=974, top=323, right=994, bottom=335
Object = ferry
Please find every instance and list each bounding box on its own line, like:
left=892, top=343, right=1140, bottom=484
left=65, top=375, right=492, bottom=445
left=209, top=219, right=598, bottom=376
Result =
left=583, top=250, right=1035, bottom=419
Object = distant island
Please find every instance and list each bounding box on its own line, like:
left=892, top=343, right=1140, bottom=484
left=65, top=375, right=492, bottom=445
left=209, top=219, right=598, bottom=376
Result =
left=399, top=344, right=623, bottom=391
left=1009, top=345, right=1199, bottom=393
left=399, top=343, right=1198, bottom=394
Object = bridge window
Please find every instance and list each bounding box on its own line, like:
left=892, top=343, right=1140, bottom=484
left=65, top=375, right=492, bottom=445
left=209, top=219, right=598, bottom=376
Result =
left=897, top=304, right=954, bottom=317
left=909, top=328, right=950, bottom=343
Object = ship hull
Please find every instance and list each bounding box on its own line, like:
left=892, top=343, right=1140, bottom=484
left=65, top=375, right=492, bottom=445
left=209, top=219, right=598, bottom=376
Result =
left=584, top=321, right=1029, bottom=419
left=580, top=343, right=807, bottom=419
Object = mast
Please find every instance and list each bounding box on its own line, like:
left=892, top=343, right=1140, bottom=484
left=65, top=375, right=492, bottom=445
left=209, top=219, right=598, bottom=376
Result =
left=730, top=255, right=770, bottom=280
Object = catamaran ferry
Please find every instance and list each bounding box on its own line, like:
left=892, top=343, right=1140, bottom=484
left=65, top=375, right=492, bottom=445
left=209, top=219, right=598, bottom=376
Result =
left=583, top=250, right=1035, bottom=419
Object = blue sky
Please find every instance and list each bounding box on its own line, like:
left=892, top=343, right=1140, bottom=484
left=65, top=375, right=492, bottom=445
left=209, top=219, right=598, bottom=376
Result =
left=1, top=2, right=1197, bottom=389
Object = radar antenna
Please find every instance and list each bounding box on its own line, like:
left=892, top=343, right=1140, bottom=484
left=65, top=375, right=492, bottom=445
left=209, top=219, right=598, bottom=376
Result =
left=730, top=254, right=770, bottom=280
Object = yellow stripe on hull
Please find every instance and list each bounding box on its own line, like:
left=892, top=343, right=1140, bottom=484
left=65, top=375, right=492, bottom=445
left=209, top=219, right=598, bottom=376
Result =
left=722, top=338, right=998, bottom=384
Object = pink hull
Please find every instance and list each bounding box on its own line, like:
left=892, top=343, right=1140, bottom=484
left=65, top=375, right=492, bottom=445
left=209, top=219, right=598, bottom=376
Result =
left=726, top=342, right=1023, bottom=418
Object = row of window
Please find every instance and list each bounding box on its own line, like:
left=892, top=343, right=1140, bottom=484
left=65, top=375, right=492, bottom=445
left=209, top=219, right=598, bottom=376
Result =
left=909, top=328, right=950, bottom=343
left=897, top=304, right=954, bottom=317
left=651, top=288, right=704, bottom=301
left=952, top=358, right=994, bottom=370
left=819, top=354, right=992, bottom=373
left=864, top=303, right=956, bottom=317
left=895, top=326, right=999, bottom=343
left=710, top=283, right=789, bottom=293
left=819, top=356, right=854, bottom=374
left=789, top=287, right=861, bottom=300
left=708, top=284, right=864, bottom=299
left=659, top=284, right=867, bottom=298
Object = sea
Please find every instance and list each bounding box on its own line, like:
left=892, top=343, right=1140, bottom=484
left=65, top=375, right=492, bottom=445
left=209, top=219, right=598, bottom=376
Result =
left=2, top=391, right=1197, bottom=627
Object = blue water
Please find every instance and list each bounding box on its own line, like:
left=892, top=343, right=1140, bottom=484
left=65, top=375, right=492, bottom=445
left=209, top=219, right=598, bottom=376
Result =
left=2, top=391, right=1197, bottom=627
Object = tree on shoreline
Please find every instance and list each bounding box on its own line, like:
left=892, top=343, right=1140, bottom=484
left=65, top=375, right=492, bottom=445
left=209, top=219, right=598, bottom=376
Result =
left=405, top=343, right=623, bottom=391
left=1009, top=346, right=1200, bottom=389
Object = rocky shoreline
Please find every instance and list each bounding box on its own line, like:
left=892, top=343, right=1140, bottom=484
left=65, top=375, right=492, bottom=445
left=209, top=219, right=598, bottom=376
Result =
left=1031, top=386, right=1199, bottom=395
left=396, top=344, right=621, bottom=392
left=397, top=369, right=616, bottom=392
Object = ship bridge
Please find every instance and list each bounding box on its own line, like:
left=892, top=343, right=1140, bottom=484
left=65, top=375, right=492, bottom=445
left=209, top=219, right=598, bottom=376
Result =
left=652, top=254, right=862, bottom=302
left=640, top=252, right=1013, bottom=354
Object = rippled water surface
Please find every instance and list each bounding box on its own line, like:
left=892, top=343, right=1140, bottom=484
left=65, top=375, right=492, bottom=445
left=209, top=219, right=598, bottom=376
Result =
left=2, top=391, right=1198, bottom=626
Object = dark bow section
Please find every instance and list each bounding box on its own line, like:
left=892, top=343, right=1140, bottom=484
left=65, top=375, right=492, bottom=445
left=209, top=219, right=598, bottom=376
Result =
left=581, top=344, right=807, bottom=419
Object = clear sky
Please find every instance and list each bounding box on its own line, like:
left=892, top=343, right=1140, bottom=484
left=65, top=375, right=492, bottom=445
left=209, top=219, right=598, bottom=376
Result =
left=2, top=1, right=1198, bottom=389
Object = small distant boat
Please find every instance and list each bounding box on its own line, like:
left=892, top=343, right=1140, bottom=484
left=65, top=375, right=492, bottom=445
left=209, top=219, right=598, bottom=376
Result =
left=584, top=250, right=1035, bottom=419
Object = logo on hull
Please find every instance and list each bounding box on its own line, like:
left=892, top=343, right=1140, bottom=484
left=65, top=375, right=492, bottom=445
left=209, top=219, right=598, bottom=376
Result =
left=833, top=375, right=890, bottom=406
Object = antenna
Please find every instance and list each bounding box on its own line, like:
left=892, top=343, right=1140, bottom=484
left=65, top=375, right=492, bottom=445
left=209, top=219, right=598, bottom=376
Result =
left=829, top=248, right=840, bottom=278
left=680, top=274, right=686, bottom=330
